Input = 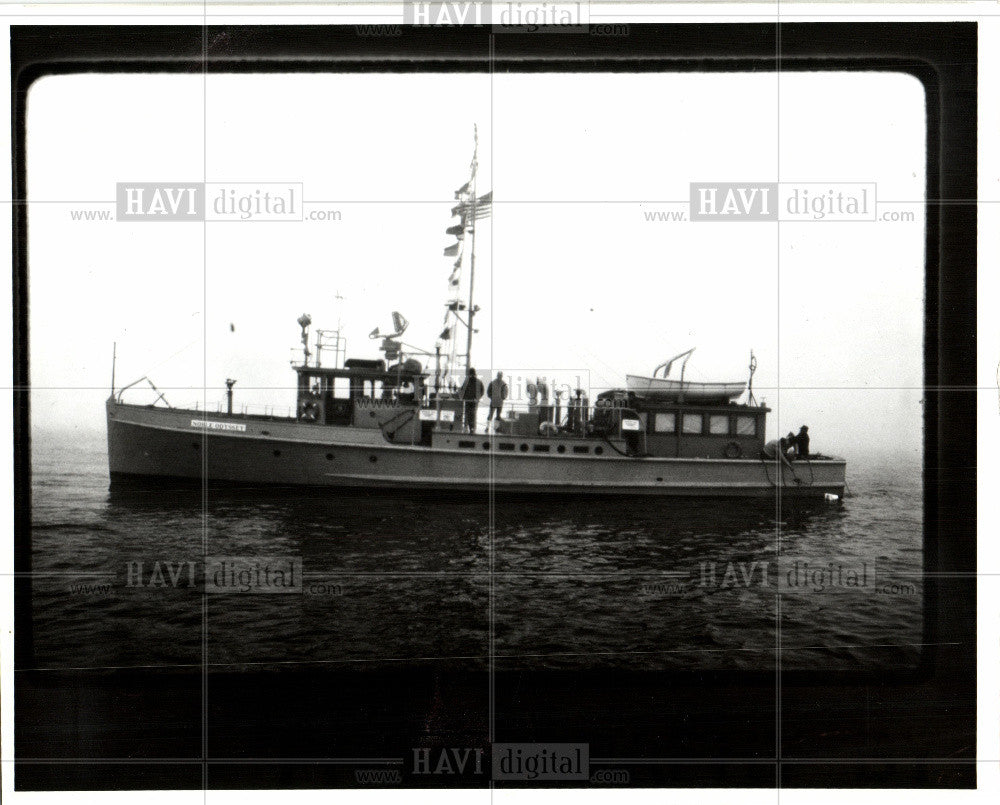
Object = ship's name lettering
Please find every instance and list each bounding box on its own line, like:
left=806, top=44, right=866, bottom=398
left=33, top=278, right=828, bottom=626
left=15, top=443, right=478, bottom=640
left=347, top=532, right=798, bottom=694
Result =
left=190, top=419, right=247, bottom=432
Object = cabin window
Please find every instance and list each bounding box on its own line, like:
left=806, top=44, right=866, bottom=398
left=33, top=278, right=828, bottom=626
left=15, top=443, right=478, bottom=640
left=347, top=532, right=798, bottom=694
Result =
left=458, top=440, right=474, bottom=449
left=654, top=412, right=676, bottom=433
left=361, top=379, right=385, bottom=400
left=682, top=413, right=704, bottom=434
left=498, top=443, right=515, bottom=451
left=709, top=415, right=730, bottom=435
left=736, top=416, right=757, bottom=436
left=573, top=446, right=589, bottom=455
left=533, top=444, right=550, bottom=453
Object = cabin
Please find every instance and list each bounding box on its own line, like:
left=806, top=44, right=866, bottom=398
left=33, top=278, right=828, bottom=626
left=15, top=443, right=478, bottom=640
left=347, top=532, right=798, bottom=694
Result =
left=585, top=390, right=767, bottom=459
left=293, top=357, right=767, bottom=460
left=627, top=394, right=768, bottom=460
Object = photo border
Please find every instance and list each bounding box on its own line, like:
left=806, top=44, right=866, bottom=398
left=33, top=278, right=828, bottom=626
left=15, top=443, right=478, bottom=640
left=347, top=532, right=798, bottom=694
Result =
left=10, top=22, right=977, bottom=790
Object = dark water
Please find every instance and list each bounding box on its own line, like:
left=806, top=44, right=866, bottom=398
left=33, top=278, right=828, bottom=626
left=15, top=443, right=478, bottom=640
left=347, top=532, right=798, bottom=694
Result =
left=28, top=429, right=922, bottom=673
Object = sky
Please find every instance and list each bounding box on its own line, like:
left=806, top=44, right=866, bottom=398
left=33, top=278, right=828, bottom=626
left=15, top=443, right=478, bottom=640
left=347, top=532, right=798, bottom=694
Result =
left=26, top=70, right=926, bottom=463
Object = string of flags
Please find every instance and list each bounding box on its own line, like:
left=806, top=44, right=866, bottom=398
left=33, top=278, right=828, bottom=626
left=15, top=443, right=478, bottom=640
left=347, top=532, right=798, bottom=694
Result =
left=439, top=127, right=492, bottom=356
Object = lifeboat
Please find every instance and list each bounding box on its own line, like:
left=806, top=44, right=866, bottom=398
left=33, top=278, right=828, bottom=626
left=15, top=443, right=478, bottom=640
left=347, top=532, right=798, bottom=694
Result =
left=627, top=347, right=745, bottom=402
left=626, top=374, right=746, bottom=402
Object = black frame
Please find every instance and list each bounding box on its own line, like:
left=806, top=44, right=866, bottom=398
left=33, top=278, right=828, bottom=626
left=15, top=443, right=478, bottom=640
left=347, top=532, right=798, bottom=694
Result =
left=11, top=23, right=977, bottom=790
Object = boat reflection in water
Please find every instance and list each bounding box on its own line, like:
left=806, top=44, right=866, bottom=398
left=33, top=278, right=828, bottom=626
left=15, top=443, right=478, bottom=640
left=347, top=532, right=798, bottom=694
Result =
left=87, top=475, right=919, bottom=675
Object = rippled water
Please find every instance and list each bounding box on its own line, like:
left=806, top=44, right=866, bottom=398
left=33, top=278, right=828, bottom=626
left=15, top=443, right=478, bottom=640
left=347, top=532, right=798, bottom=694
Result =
left=28, top=429, right=923, bottom=673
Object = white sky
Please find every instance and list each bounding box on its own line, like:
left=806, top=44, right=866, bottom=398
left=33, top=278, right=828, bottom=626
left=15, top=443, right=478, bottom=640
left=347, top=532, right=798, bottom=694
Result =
left=26, top=71, right=925, bottom=462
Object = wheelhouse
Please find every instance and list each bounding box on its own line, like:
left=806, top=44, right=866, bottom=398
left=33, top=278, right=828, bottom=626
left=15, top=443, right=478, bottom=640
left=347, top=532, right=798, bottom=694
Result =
left=295, top=358, right=427, bottom=427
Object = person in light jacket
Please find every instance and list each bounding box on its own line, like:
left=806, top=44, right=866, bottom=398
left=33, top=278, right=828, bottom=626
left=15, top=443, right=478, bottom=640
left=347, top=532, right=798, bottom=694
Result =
left=487, top=371, right=509, bottom=423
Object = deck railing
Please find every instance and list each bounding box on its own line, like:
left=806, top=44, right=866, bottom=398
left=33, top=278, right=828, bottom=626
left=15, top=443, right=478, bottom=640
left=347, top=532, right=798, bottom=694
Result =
left=190, top=400, right=294, bottom=419
left=438, top=398, right=637, bottom=441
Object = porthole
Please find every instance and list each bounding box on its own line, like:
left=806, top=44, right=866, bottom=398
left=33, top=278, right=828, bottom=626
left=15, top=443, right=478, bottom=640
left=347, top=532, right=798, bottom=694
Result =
left=369, top=455, right=378, bottom=463
left=557, top=445, right=566, bottom=454
left=656, top=477, right=663, bottom=482
left=192, top=442, right=199, bottom=449
left=520, top=444, right=529, bottom=452
left=326, top=453, right=334, bottom=460
left=594, top=446, right=603, bottom=455
left=273, top=449, right=281, bottom=457
left=482, top=442, right=490, bottom=450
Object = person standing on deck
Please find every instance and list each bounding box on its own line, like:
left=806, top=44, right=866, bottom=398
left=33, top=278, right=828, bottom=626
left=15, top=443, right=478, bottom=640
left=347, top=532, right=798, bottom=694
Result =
left=459, top=367, right=485, bottom=433
left=795, top=425, right=810, bottom=458
left=487, top=371, right=509, bottom=423
left=536, top=376, right=550, bottom=423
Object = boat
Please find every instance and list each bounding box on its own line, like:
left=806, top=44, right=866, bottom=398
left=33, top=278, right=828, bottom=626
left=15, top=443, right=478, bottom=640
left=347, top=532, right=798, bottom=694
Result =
left=627, top=349, right=745, bottom=403
left=626, top=376, right=746, bottom=402
left=106, top=132, right=846, bottom=499
left=625, top=375, right=746, bottom=403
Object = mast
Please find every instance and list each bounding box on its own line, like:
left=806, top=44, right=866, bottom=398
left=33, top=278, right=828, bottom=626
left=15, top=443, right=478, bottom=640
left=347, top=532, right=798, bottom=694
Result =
left=441, top=126, right=490, bottom=380
left=464, top=126, right=479, bottom=369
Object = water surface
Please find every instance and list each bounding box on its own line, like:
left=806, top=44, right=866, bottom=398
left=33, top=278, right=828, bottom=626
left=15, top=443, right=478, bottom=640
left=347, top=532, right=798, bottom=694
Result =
left=28, top=429, right=923, bottom=673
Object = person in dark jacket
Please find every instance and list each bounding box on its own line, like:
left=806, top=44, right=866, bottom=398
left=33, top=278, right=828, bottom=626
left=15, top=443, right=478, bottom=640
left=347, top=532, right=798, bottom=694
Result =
left=459, top=367, right=485, bottom=433
left=795, top=425, right=810, bottom=458
left=487, top=371, right=509, bottom=423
